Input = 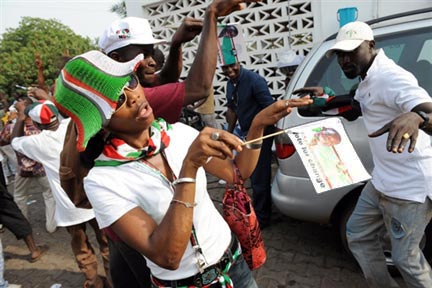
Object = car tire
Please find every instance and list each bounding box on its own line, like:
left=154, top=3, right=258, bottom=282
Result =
left=337, top=195, right=356, bottom=258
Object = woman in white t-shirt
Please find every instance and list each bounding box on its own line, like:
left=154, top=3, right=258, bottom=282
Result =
left=53, top=48, right=311, bottom=287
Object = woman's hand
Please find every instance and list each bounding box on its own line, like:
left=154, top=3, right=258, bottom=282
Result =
left=252, top=96, right=313, bottom=129
left=184, top=128, right=244, bottom=170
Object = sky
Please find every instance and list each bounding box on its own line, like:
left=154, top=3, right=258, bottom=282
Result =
left=0, top=0, right=121, bottom=40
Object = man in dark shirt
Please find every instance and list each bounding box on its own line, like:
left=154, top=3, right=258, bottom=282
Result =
left=222, top=61, right=275, bottom=229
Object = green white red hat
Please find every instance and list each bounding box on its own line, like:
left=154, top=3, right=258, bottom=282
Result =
left=25, top=100, right=59, bottom=125
left=53, top=50, right=143, bottom=151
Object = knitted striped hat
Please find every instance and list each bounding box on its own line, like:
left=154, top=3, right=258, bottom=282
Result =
left=25, top=100, right=58, bottom=124
left=53, top=50, right=143, bottom=151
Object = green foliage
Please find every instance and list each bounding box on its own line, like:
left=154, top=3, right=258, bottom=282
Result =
left=110, top=1, right=127, bottom=18
left=0, top=17, right=97, bottom=97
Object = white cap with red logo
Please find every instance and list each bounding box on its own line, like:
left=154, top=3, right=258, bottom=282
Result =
left=99, top=17, right=165, bottom=54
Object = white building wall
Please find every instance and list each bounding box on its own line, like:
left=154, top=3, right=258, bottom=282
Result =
left=125, top=0, right=431, bottom=126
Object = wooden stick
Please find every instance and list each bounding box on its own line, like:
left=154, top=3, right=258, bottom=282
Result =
left=242, top=128, right=296, bottom=146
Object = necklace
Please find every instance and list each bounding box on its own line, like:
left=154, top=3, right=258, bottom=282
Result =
left=139, top=152, right=176, bottom=186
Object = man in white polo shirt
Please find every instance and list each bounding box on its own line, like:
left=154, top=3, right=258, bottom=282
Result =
left=325, top=21, right=432, bottom=287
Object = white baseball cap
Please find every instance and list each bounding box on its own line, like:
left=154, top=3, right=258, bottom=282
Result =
left=326, top=21, right=374, bottom=58
left=99, top=17, right=165, bottom=54
left=277, top=50, right=304, bottom=68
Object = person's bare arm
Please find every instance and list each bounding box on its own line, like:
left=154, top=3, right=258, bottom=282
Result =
left=111, top=127, right=243, bottom=269
left=35, top=54, right=49, bottom=93
left=226, top=107, right=237, bottom=133
left=206, top=97, right=312, bottom=181
left=10, top=101, right=28, bottom=141
left=157, top=18, right=203, bottom=86
left=110, top=0, right=263, bottom=269
left=182, top=1, right=257, bottom=105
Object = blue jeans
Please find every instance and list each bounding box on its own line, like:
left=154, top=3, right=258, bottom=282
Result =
left=346, top=182, right=432, bottom=288
left=0, top=239, right=6, bottom=288
left=229, top=254, right=258, bottom=288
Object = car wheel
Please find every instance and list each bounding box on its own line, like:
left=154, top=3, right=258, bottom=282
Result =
left=338, top=195, right=432, bottom=274
left=338, top=195, right=356, bottom=257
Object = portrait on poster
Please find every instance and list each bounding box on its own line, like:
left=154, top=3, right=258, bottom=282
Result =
left=288, top=118, right=370, bottom=193
left=217, top=23, right=248, bottom=66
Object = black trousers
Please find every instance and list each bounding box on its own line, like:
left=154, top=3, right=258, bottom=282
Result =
left=0, top=168, right=32, bottom=239
left=108, top=237, right=150, bottom=288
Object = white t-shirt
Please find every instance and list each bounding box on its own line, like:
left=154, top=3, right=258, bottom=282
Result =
left=11, top=118, right=95, bottom=226
left=85, top=122, right=231, bottom=280
left=354, top=49, right=432, bottom=202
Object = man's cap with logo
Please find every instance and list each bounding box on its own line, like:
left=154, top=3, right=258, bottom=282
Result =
left=326, top=21, right=374, bottom=58
left=53, top=50, right=143, bottom=152
left=99, top=17, right=165, bottom=54
left=25, top=100, right=59, bottom=125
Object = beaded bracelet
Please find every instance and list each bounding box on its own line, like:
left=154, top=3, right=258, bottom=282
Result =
left=171, top=199, right=197, bottom=208
left=172, top=177, right=196, bottom=186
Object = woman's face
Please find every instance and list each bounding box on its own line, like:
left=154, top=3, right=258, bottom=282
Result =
left=107, top=75, right=155, bottom=136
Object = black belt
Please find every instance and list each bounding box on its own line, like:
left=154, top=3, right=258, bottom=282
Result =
left=151, top=236, right=240, bottom=287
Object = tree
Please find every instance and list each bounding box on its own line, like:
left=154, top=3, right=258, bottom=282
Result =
left=0, top=17, right=96, bottom=98
left=110, top=1, right=127, bottom=18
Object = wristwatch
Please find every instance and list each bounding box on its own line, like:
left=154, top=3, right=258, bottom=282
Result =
left=415, top=111, right=429, bottom=129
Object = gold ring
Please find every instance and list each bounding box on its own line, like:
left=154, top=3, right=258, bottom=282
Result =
left=402, top=133, right=410, bottom=140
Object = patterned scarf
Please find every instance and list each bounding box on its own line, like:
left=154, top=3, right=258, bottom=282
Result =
left=94, top=118, right=171, bottom=167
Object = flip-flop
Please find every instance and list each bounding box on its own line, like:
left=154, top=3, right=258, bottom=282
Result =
left=29, top=245, right=49, bottom=263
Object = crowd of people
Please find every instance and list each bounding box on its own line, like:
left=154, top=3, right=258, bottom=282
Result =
left=0, top=0, right=431, bottom=287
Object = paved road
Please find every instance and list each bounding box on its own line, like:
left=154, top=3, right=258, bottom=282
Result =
left=2, top=173, right=406, bottom=287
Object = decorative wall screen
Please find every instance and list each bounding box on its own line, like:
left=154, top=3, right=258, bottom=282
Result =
left=140, top=0, right=314, bottom=126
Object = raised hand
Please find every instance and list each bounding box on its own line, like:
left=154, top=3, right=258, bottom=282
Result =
left=252, top=96, right=313, bottom=128
left=171, top=18, right=203, bottom=45
left=27, top=87, right=51, bottom=101
left=209, top=0, right=261, bottom=18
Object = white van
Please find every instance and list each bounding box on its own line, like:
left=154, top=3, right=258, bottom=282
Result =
left=272, top=7, right=432, bottom=264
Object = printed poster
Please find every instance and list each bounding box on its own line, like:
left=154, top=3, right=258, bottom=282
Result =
left=287, top=118, right=370, bottom=193
left=217, top=23, right=247, bottom=66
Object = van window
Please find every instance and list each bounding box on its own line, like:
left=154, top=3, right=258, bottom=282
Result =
left=299, top=26, right=432, bottom=117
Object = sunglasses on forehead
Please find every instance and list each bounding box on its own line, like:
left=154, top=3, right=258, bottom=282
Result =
left=114, top=74, right=139, bottom=113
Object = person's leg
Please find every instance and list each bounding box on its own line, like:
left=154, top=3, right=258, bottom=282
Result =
left=88, top=218, right=112, bottom=288
left=229, top=254, right=258, bottom=288
left=0, top=181, right=45, bottom=262
left=0, top=239, right=7, bottom=288
left=382, top=195, right=432, bottom=287
left=114, top=240, right=151, bottom=288
left=346, top=182, right=399, bottom=288
left=23, top=234, right=47, bottom=262
left=36, top=176, right=56, bottom=233
left=108, top=237, right=149, bottom=288
left=0, top=163, right=7, bottom=191
left=200, top=113, right=220, bottom=129
left=12, top=175, right=29, bottom=218
left=250, top=136, right=273, bottom=228
left=1, top=145, right=17, bottom=176
left=66, top=222, right=104, bottom=288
